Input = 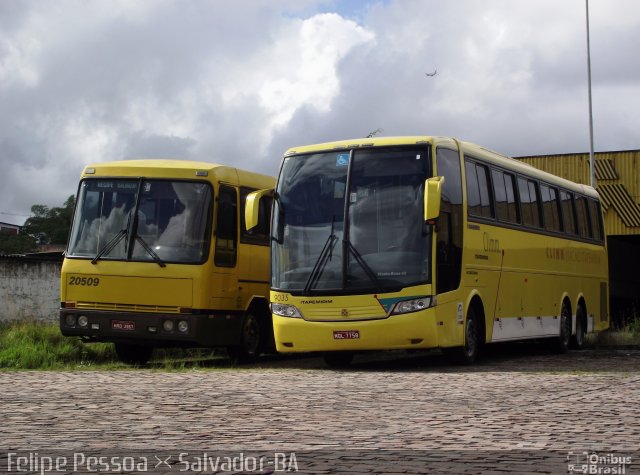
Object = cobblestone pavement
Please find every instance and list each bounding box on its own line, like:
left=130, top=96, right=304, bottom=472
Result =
left=1, top=348, right=639, bottom=474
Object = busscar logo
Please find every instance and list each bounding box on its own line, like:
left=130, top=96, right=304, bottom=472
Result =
left=341, top=309, right=350, bottom=317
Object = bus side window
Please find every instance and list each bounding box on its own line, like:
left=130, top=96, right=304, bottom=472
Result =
left=492, top=169, right=508, bottom=222
left=465, top=159, right=481, bottom=217
left=575, top=195, right=592, bottom=238
left=436, top=148, right=463, bottom=294
left=476, top=163, right=494, bottom=219
left=541, top=184, right=561, bottom=232
left=588, top=199, right=604, bottom=241
left=215, top=185, right=238, bottom=267
left=518, top=178, right=541, bottom=228
left=560, top=191, right=577, bottom=234
left=504, top=172, right=520, bottom=223
left=492, top=169, right=519, bottom=224
left=465, top=159, right=493, bottom=219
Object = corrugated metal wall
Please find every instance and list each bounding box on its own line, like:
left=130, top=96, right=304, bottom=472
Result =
left=518, top=150, right=640, bottom=236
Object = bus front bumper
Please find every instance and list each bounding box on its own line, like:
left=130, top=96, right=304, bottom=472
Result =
left=273, top=310, right=438, bottom=353
left=59, top=309, right=242, bottom=347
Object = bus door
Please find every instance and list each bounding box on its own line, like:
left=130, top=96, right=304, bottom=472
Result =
left=213, top=184, right=239, bottom=310
left=434, top=147, right=465, bottom=346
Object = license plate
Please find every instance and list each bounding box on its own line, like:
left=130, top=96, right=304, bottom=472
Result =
left=333, top=330, right=360, bottom=340
left=112, top=320, right=135, bottom=331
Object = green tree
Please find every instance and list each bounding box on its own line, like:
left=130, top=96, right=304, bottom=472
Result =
left=22, top=195, right=76, bottom=245
left=0, top=233, right=37, bottom=254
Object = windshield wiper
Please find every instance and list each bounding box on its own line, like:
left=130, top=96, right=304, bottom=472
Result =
left=134, top=235, right=166, bottom=267
left=91, top=211, right=132, bottom=265
left=91, top=228, right=128, bottom=265
left=303, top=216, right=337, bottom=294
left=346, top=240, right=382, bottom=293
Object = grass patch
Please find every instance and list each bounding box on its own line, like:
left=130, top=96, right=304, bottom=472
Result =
left=0, top=321, right=229, bottom=370
left=0, top=321, right=116, bottom=369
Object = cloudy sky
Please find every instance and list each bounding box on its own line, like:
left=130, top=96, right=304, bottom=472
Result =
left=1, top=0, right=639, bottom=225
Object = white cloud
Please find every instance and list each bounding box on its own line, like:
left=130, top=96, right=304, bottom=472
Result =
left=1, top=0, right=640, bottom=224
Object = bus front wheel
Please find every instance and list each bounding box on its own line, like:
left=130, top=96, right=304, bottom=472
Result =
left=445, top=308, right=479, bottom=365
left=114, top=343, right=153, bottom=365
left=227, top=312, right=262, bottom=364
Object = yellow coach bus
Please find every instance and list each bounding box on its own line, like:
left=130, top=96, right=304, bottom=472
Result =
left=60, top=160, right=274, bottom=364
left=246, top=136, right=609, bottom=367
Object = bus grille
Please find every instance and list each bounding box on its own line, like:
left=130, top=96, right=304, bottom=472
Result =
left=302, top=304, right=386, bottom=322
left=75, top=301, right=181, bottom=314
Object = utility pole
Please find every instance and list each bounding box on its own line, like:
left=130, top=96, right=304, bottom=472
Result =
left=585, top=0, right=596, bottom=188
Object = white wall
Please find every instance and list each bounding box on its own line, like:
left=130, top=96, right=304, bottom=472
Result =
left=0, top=258, right=60, bottom=323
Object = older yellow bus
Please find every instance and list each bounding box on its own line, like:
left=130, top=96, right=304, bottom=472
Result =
left=60, top=160, right=274, bottom=364
left=247, top=136, right=609, bottom=366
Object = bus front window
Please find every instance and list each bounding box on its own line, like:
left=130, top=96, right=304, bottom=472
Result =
left=272, top=148, right=431, bottom=295
left=67, top=179, right=212, bottom=264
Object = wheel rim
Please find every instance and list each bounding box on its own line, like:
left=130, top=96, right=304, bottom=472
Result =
left=561, top=309, right=570, bottom=347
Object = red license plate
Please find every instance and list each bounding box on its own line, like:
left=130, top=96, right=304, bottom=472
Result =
left=333, top=330, right=360, bottom=340
left=112, top=320, right=135, bottom=331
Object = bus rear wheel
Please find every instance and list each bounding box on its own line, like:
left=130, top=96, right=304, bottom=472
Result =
left=114, top=343, right=153, bottom=365
left=571, top=305, right=587, bottom=349
left=227, top=312, right=262, bottom=364
left=554, top=302, right=571, bottom=354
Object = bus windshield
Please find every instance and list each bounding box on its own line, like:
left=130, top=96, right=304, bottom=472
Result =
left=272, top=147, right=431, bottom=295
left=67, top=179, right=212, bottom=264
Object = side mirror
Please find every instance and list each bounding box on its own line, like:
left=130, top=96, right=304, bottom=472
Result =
left=245, top=188, right=273, bottom=231
left=424, top=176, right=444, bottom=222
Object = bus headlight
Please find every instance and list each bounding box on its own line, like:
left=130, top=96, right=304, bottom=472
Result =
left=77, top=315, right=89, bottom=327
left=163, top=319, right=174, bottom=332
left=177, top=320, right=189, bottom=333
left=391, top=297, right=435, bottom=315
left=65, top=314, right=77, bottom=327
left=271, top=303, right=303, bottom=319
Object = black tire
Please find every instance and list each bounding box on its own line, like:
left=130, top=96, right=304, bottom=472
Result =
left=114, top=343, right=153, bottom=365
left=227, top=312, right=262, bottom=364
left=445, top=307, right=479, bottom=365
left=571, top=305, right=587, bottom=349
left=554, top=302, right=571, bottom=354
left=323, top=352, right=354, bottom=368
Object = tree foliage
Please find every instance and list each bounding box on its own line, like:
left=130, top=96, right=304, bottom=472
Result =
left=22, top=195, right=76, bottom=245
left=0, top=234, right=36, bottom=254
